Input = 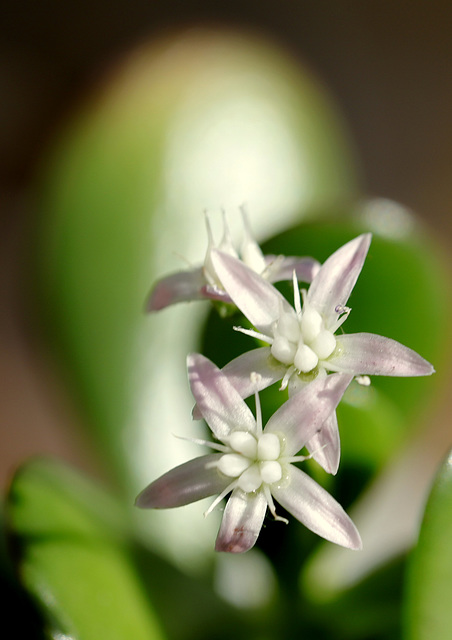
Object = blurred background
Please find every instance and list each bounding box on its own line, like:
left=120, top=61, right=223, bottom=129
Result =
left=1, top=3, right=452, bottom=638
left=2, top=0, right=452, bottom=491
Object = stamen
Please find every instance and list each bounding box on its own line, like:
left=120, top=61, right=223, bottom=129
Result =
left=261, top=254, right=285, bottom=280
left=204, top=210, right=214, bottom=246
left=292, top=270, right=302, bottom=316
left=280, top=365, right=296, bottom=390
left=173, top=434, right=230, bottom=453
left=282, top=443, right=328, bottom=464
left=263, top=485, right=289, bottom=524
left=355, top=375, right=371, bottom=386
left=233, top=326, right=273, bottom=344
left=330, top=305, right=351, bottom=333
left=219, top=209, right=238, bottom=258
left=204, top=480, right=237, bottom=517
left=251, top=372, right=263, bottom=435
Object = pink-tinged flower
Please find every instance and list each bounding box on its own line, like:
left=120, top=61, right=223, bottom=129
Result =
left=136, top=354, right=360, bottom=553
left=209, top=234, right=435, bottom=474
left=146, top=210, right=320, bottom=311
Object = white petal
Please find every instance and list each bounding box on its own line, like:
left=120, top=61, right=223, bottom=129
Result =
left=327, top=333, right=435, bottom=376
left=215, top=488, right=267, bottom=553
left=307, top=234, right=371, bottom=326
left=188, top=354, right=257, bottom=440
left=265, top=373, right=352, bottom=456
left=146, top=267, right=207, bottom=311
left=210, top=249, right=293, bottom=333
left=306, top=412, right=341, bottom=475
left=265, top=255, right=321, bottom=284
left=192, top=348, right=284, bottom=421
left=222, top=348, right=286, bottom=398
left=272, top=466, right=362, bottom=549
left=135, top=454, right=228, bottom=508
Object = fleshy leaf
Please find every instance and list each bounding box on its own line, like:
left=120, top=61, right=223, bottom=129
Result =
left=6, top=459, right=165, bottom=640
left=403, top=450, right=452, bottom=640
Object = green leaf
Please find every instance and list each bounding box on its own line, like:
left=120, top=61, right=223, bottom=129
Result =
left=403, top=450, right=452, bottom=640
left=32, top=29, right=360, bottom=505
left=6, top=458, right=165, bottom=640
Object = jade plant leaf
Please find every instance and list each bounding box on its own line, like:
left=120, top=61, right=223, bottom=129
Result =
left=6, top=458, right=165, bottom=640
left=403, top=449, right=452, bottom=640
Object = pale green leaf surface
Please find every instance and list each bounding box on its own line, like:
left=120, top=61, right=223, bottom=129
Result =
left=7, top=458, right=164, bottom=640
left=404, top=449, right=452, bottom=640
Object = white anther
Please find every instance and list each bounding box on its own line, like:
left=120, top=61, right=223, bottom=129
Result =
left=294, top=344, right=319, bottom=373
left=229, top=431, right=257, bottom=458
left=257, top=433, right=281, bottom=460
left=237, top=465, right=262, bottom=492
left=271, top=336, right=297, bottom=365
left=250, top=371, right=262, bottom=385
left=218, top=454, right=251, bottom=478
left=310, top=330, right=336, bottom=360
left=356, top=375, right=371, bottom=386
left=300, top=307, right=323, bottom=342
left=260, top=461, right=282, bottom=484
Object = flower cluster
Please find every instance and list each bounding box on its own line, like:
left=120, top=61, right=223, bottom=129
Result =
left=137, top=213, right=434, bottom=553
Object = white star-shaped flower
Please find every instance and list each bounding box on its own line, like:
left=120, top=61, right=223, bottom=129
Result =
left=136, top=354, right=360, bottom=553
left=208, top=234, right=435, bottom=474
left=146, top=209, right=319, bottom=310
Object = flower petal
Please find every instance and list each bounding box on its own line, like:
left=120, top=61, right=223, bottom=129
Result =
left=272, top=466, right=362, bottom=549
left=215, top=488, right=267, bottom=553
left=135, top=454, right=228, bottom=508
left=266, top=255, right=320, bottom=284
left=192, top=347, right=282, bottom=420
left=265, top=373, right=352, bottom=456
left=307, top=234, right=371, bottom=325
left=188, top=353, right=257, bottom=440
left=210, top=249, right=293, bottom=333
left=306, top=412, right=341, bottom=475
left=327, top=333, right=435, bottom=376
left=146, top=267, right=207, bottom=311
left=222, top=347, right=287, bottom=397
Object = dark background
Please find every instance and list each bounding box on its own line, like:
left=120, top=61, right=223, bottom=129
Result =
left=2, top=0, right=452, bottom=231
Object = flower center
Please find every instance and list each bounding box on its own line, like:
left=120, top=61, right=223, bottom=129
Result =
left=270, top=305, right=336, bottom=374
left=217, top=431, right=283, bottom=492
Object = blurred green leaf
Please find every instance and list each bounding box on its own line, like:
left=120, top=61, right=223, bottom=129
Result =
left=403, top=450, right=452, bottom=640
left=32, top=29, right=360, bottom=505
left=7, top=458, right=164, bottom=640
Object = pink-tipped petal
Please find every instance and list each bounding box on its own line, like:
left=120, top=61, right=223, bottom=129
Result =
left=146, top=268, right=207, bottom=311
left=222, top=347, right=286, bottom=398
left=266, top=255, right=321, bottom=284
left=265, top=373, right=352, bottom=456
left=328, top=333, right=435, bottom=376
left=187, top=354, right=257, bottom=440
left=210, top=249, right=293, bottom=333
left=307, top=234, right=372, bottom=325
left=191, top=345, right=280, bottom=420
left=272, top=466, right=362, bottom=549
left=135, top=454, right=228, bottom=508
left=306, top=412, right=341, bottom=475
left=215, top=488, right=267, bottom=553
